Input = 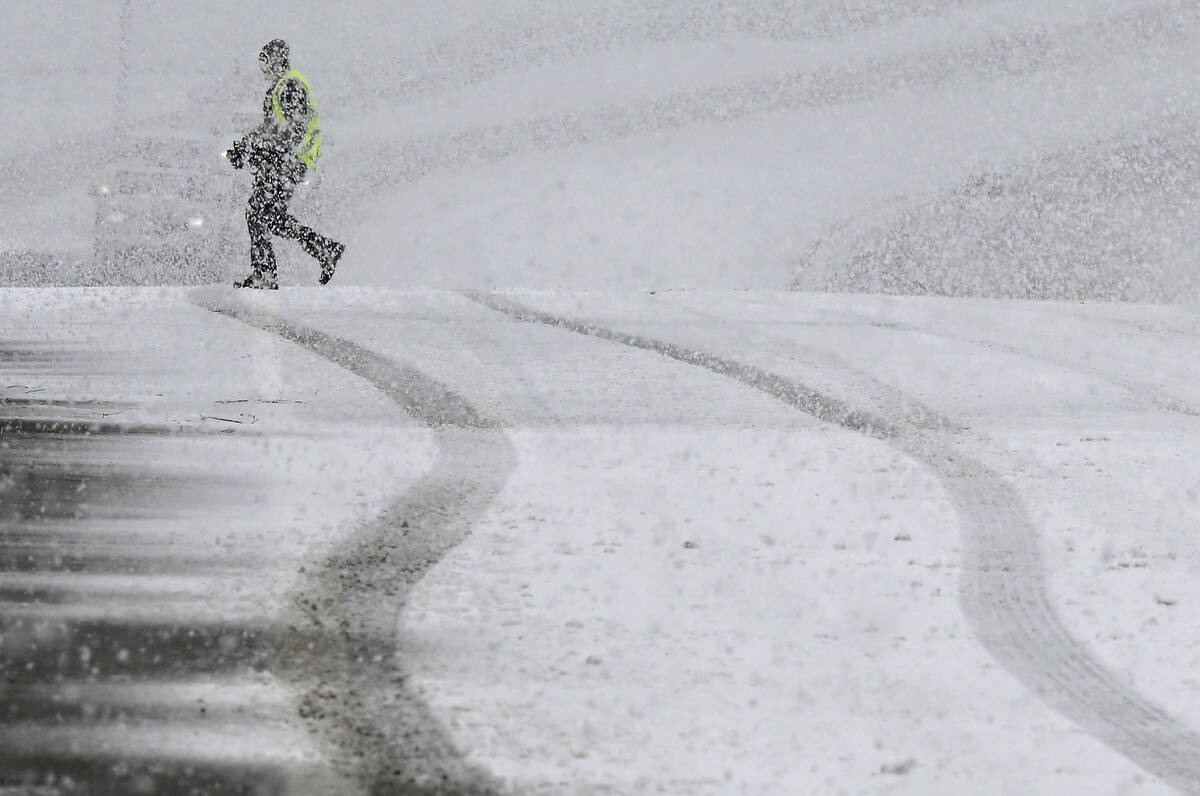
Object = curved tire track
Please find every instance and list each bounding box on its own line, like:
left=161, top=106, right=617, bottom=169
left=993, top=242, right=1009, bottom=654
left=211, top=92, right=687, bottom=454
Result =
left=191, top=289, right=515, bottom=795
left=830, top=307, right=1200, bottom=418
left=467, top=290, right=1200, bottom=793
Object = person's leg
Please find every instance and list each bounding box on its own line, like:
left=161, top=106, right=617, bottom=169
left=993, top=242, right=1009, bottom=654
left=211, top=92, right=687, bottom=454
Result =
left=279, top=217, right=328, bottom=261
left=268, top=201, right=345, bottom=285
left=247, top=159, right=344, bottom=285
left=239, top=179, right=281, bottom=288
left=246, top=213, right=276, bottom=283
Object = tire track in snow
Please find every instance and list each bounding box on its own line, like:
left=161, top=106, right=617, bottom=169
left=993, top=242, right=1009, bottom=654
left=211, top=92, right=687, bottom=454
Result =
left=467, top=291, right=1200, bottom=793
left=830, top=309, right=1200, bottom=418
left=1069, top=311, right=1200, bottom=341
left=192, top=290, right=514, bottom=795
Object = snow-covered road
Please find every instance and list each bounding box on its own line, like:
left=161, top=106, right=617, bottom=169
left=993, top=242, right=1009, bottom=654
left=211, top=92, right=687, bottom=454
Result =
left=3, top=286, right=1199, bottom=794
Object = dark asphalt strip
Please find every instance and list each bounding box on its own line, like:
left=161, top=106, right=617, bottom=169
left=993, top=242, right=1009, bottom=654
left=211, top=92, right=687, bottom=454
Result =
left=194, top=291, right=515, bottom=795
left=0, top=418, right=214, bottom=435
left=0, top=421, right=311, bottom=794
left=467, top=291, right=1200, bottom=794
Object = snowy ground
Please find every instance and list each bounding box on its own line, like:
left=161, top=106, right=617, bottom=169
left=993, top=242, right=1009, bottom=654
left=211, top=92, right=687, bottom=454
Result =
left=5, top=0, right=1200, bottom=794
left=5, top=287, right=1200, bottom=794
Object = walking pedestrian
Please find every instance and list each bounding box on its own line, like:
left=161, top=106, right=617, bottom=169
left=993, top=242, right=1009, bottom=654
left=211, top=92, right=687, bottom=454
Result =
left=226, top=38, right=344, bottom=289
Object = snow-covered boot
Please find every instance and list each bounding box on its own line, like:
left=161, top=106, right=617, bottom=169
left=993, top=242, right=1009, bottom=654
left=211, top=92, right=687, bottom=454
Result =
left=319, top=241, right=345, bottom=285
left=234, top=270, right=278, bottom=289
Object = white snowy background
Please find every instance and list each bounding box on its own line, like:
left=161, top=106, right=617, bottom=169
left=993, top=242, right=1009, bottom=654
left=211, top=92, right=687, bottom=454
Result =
left=4, top=1, right=1200, bottom=794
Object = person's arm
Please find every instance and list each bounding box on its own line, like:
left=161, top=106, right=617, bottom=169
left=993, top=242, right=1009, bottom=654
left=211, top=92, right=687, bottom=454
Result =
left=228, top=78, right=310, bottom=169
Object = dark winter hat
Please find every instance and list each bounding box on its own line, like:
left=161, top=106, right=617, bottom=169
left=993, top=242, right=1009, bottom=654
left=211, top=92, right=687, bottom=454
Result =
left=259, top=39, right=289, bottom=69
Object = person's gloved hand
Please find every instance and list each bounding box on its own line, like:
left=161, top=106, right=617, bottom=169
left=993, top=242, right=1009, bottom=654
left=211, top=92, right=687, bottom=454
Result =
left=226, top=139, right=246, bottom=169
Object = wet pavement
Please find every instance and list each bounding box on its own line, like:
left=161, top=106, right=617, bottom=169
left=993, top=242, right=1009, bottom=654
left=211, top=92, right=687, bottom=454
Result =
left=0, top=293, right=501, bottom=795
left=0, top=400, right=320, bottom=795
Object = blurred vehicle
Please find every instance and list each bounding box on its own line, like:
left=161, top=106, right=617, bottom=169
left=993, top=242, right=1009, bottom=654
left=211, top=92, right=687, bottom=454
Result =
left=91, top=121, right=259, bottom=285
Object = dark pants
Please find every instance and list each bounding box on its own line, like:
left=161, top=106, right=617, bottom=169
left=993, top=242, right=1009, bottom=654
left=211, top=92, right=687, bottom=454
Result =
left=246, top=165, right=335, bottom=278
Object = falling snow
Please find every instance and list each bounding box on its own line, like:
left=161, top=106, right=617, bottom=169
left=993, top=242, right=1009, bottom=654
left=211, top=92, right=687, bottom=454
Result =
left=3, top=1, right=1200, bottom=794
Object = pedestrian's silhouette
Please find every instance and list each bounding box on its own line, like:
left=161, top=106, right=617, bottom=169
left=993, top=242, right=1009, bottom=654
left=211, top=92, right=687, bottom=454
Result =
left=226, top=39, right=344, bottom=289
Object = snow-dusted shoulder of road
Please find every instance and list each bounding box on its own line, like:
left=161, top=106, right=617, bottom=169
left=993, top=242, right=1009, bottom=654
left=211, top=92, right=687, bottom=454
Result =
left=371, top=289, right=1200, bottom=795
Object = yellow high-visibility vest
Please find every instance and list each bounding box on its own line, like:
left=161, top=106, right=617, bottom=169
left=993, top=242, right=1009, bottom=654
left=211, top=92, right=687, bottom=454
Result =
left=272, top=69, right=322, bottom=169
